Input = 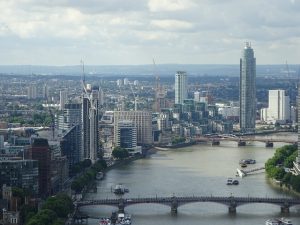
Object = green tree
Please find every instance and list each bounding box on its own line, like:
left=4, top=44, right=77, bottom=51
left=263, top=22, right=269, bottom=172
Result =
left=112, top=147, right=129, bottom=159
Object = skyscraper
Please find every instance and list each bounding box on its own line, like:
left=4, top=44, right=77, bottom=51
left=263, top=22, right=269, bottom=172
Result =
left=239, top=42, right=256, bottom=133
left=82, top=85, right=100, bottom=163
left=175, top=71, right=187, bottom=104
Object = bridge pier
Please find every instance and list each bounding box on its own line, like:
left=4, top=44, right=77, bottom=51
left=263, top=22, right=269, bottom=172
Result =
left=238, top=141, right=246, bottom=147
left=211, top=140, right=220, bottom=146
left=171, top=197, right=178, bottom=214
left=281, top=205, right=290, bottom=213
left=228, top=204, right=237, bottom=214
left=265, top=141, right=273, bottom=148
left=118, top=199, right=125, bottom=213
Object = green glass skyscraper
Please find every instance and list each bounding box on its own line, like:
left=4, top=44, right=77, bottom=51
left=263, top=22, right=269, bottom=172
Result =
left=239, top=42, right=256, bottom=133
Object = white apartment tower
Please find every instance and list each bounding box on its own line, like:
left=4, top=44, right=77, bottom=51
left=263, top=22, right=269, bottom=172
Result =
left=175, top=71, right=187, bottom=104
left=27, top=85, right=37, bottom=99
left=268, top=90, right=290, bottom=123
left=59, top=91, right=68, bottom=110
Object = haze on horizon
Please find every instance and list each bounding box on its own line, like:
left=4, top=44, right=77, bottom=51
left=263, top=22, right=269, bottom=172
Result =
left=0, top=0, right=299, bottom=66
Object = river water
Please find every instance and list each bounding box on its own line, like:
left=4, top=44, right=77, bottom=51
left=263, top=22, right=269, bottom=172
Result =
left=80, top=133, right=300, bottom=225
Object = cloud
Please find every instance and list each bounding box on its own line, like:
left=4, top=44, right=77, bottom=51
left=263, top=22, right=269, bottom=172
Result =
left=148, top=0, right=196, bottom=12
left=150, top=19, right=194, bottom=31
left=0, top=0, right=300, bottom=65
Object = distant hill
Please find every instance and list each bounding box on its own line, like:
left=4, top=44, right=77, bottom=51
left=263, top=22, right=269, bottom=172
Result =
left=0, top=64, right=298, bottom=77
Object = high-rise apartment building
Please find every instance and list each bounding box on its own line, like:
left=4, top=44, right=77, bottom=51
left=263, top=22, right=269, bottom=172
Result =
left=27, top=85, right=37, bottom=99
left=58, top=103, right=82, bottom=166
left=114, top=111, right=152, bottom=145
left=82, top=85, right=100, bottom=163
left=175, top=71, right=187, bottom=104
left=239, top=42, right=256, bottom=133
left=59, top=91, right=68, bottom=110
left=260, top=90, right=290, bottom=124
left=58, top=103, right=82, bottom=132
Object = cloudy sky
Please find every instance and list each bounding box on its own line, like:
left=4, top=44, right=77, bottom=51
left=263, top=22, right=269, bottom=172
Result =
left=0, top=0, right=299, bottom=65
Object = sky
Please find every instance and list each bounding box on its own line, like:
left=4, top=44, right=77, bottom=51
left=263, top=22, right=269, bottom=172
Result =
left=0, top=0, right=299, bottom=65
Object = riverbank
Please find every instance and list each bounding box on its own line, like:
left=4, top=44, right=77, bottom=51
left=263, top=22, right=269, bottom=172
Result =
left=267, top=178, right=300, bottom=197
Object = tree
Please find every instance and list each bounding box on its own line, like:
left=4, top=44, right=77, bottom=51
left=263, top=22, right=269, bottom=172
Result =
left=112, top=147, right=129, bottom=159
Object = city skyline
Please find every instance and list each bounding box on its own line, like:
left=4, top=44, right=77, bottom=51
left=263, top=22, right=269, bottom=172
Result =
left=0, top=0, right=299, bottom=65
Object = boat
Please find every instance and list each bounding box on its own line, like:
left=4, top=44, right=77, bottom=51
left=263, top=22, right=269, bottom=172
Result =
left=116, top=213, right=132, bottom=225
left=99, top=218, right=111, bottom=225
left=240, top=159, right=256, bottom=164
left=278, top=218, right=292, bottom=225
left=265, top=218, right=292, bottom=225
left=266, top=219, right=280, bottom=225
left=227, top=178, right=233, bottom=185
left=240, top=163, right=247, bottom=168
left=232, top=179, right=239, bottom=185
left=113, top=184, right=129, bottom=195
left=96, top=172, right=104, bottom=180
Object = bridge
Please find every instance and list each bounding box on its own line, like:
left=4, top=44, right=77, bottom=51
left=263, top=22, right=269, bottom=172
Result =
left=76, top=195, right=300, bottom=214
left=195, top=136, right=297, bottom=147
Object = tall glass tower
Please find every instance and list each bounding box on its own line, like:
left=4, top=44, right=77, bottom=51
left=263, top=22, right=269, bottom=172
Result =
left=239, top=42, right=256, bottom=133
left=175, top=71, right=187, bottom=104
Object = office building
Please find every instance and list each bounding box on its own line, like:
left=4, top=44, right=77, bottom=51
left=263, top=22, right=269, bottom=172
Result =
left=239, top=42, right=256, bottom=133
left=115, top=120, right=137, bottom=149
left=0, top=159, right=39, bottom=195
left=175, top=71, right=187, bottom=104
left=114, top=111, right=152, bottom=145
left=29, top=138, right=51, bottom=197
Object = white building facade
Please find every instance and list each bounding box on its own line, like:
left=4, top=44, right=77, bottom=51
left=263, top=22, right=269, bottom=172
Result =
left=175, top=71, right=187, bottom=104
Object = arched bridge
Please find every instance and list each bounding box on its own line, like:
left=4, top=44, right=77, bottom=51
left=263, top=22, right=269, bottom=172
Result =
left=76, top=195, right=300, bottom=214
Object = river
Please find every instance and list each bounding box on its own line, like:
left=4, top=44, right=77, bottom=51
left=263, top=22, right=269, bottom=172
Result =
left=80, top=133, right=300, bottom=225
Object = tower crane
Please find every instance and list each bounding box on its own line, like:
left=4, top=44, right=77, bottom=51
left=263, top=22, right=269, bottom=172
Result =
left=129, top=82, right=138, bottom=111
left=153, top=59, right=161, bottom=112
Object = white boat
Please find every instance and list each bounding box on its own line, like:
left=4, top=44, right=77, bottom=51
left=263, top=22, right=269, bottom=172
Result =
left=116, top=213, right=132, bottom=225
left=265, top=218, right=292, bottom=225
left=113, top=184, right=129, bottom=195
left=266, top=219, right=280, bottom=225
left=278, top=218, right=292, bottom=225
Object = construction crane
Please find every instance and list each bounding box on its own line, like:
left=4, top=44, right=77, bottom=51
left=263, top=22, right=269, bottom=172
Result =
left=153, top=59, right=161, bottom=112
left=45, top=99, right=55, bottom=140
left=129, top=82, right=138, bottom=111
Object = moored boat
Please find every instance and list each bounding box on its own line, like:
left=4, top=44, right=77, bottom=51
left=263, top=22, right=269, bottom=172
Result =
left=265, top=218, right=292, bottom=225
left=113, top=184, right=129, bottom=195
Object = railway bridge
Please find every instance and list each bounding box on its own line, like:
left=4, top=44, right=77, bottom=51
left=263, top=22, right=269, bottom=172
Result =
left=76, top=195, right=300, bottom=214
